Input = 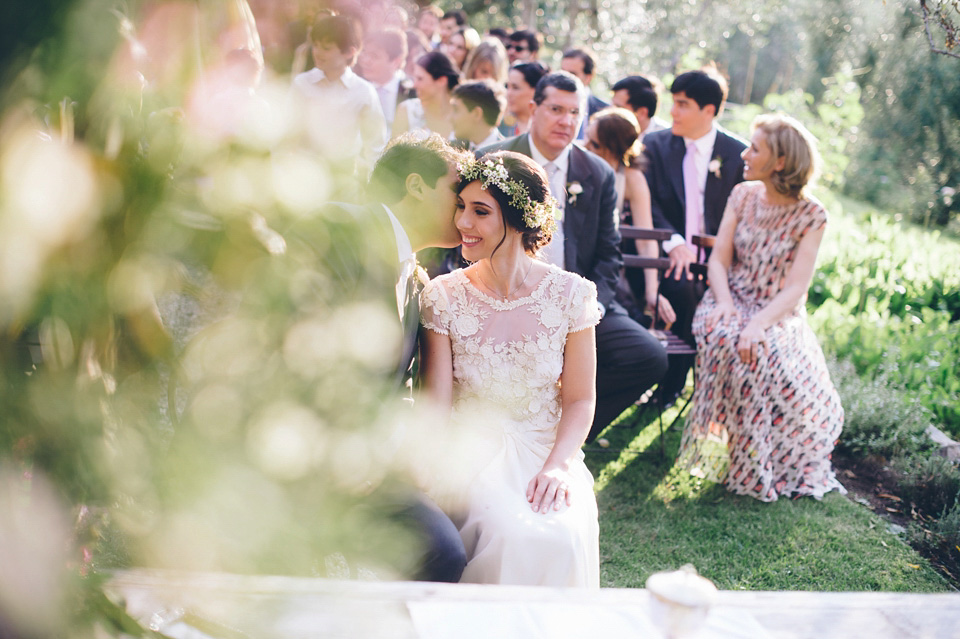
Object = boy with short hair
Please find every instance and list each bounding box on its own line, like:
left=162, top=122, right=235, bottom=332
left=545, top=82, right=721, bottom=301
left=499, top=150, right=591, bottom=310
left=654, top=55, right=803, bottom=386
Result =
left=450, top=80, right=506, bottom=150
left=292, top=14, right=387, bottom=190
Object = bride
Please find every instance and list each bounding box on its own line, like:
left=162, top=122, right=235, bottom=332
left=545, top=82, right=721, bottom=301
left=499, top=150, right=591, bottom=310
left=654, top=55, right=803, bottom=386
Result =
left=420, top=151, right=600, bottom=587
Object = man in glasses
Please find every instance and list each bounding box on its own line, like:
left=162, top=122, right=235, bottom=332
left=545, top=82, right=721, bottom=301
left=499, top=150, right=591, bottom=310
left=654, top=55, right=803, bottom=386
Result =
left=505, top=29, right=541, bottom=64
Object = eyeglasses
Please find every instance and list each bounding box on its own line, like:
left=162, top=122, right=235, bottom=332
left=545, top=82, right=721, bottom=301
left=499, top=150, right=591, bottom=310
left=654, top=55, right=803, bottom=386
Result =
left=505, top=44, right=529, bottom=52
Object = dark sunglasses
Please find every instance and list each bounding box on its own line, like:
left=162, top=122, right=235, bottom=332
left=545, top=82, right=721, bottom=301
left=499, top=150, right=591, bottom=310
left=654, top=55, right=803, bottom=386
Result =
left=505, top=44, right=529, bottom=52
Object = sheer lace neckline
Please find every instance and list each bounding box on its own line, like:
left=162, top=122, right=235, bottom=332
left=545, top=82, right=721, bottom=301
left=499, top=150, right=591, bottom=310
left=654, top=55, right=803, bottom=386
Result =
left=456, top=264, right=558, bottom=309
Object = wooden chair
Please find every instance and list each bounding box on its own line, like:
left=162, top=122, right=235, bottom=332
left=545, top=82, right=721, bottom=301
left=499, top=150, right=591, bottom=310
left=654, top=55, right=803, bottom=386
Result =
left=618, top=226, right=713, bottom=458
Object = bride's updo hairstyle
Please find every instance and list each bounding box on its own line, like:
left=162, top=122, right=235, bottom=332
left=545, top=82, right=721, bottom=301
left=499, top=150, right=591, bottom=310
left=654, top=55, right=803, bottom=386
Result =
left=457, top=151, right=555, bottom=256
left=751, top=113, right=822, bottom=199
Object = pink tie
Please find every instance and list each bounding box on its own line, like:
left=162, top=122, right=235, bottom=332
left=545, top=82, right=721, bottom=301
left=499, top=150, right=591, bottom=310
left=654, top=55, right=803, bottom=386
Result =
left=683, top=142, right=702, bottom=251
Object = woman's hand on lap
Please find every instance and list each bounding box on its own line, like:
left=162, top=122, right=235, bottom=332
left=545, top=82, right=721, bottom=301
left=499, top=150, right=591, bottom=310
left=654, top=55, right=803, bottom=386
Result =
left=737, top=318, right=766, bottom=364
left=526, top=464, right=573, bottom=513
left=706, top=302, right=739, bottom=333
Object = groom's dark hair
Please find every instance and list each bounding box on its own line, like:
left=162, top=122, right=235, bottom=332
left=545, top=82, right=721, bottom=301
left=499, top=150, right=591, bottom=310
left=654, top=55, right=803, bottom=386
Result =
left=369, top=133, right=467, bottom=205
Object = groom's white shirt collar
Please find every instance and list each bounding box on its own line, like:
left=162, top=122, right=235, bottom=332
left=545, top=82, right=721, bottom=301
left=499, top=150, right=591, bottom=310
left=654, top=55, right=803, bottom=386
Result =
left=381, top=203, right=414, bottom=264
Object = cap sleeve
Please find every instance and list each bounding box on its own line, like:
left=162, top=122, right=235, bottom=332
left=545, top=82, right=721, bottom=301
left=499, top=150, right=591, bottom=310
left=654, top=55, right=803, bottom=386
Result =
left=566, top=275, right=601, bottom=333
left=420, top=277, right=451, bottom=335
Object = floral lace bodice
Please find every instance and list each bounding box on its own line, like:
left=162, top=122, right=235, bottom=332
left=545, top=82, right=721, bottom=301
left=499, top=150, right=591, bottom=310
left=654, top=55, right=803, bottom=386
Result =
left=420, top=265, right=600, bottom=438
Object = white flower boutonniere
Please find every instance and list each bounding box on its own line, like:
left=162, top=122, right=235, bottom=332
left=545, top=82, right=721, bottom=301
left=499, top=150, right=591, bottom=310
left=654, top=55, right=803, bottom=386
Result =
left=567, top=181, right=583, bottom=206
left=708, top=157, right=723, bottom=179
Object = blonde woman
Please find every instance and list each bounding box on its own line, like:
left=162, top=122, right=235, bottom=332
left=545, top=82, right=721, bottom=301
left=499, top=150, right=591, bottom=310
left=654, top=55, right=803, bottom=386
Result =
left=461, top=38, right=508, bottom=84
left=678, top=113, right=845, bottom=502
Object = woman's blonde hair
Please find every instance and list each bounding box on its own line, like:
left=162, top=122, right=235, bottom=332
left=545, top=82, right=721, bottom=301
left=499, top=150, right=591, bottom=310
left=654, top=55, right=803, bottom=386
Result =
left=751, top=113, right=821, bottom=198
left=590, top=107, right=642, bottom=168
left=462, top=38, right=509, bottom=85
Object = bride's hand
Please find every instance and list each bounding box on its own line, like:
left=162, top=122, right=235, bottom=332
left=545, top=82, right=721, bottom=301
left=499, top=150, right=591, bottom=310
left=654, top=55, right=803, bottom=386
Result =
left=526, top=463, right=573, bottom=514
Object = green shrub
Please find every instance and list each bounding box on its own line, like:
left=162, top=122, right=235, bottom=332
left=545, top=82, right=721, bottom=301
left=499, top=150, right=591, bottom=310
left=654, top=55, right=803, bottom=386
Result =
left=895, top=455, right=960, bottom=520
left=829, top=359, right=935, bottom=460
left=809, top=194, right=960, bottom=436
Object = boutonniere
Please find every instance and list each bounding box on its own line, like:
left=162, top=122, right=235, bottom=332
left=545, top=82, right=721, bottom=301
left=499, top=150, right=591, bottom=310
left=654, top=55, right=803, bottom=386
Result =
left=708, top=157, right=723, bottom=179
left=567, top=181, right=583, bottom=205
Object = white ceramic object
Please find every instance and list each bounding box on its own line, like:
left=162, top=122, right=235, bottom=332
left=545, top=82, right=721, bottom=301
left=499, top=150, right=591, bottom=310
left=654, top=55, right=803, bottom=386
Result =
left=646, top=567, right=718, bottom=638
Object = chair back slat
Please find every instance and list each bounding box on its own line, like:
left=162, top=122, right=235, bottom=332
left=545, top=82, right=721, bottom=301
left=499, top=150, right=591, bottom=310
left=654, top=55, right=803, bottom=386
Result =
left=620, top=226, right=672, bottom=242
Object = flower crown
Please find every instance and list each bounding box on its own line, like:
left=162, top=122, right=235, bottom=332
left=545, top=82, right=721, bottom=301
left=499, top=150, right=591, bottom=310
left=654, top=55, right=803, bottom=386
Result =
left=457, top=157, right=559, bottom=233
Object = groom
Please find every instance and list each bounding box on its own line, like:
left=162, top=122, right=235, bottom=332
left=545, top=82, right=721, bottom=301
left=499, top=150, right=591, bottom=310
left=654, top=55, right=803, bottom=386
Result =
left=304, top=133, right=470, bottom=582
left=479, top=71, right=668, bottom=443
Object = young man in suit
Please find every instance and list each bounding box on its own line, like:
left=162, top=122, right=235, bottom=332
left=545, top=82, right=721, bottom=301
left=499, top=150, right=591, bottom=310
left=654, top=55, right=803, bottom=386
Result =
left=480, top=71, right=668, bottom=443
left=642, top=67, right=746, bottom=401
left=611, top=74, right=669, bottom=140
left=561, top=48, right=610, bottom=141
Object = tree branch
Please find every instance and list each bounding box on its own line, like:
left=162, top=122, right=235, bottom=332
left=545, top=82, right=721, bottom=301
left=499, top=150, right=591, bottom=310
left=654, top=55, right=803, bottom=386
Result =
left=920, top=0, right=960, bottom=59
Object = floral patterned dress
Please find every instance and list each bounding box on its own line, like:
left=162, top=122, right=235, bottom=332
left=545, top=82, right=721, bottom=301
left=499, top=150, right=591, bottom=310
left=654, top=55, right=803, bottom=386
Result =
left=420, top=264, right=601, bottom=586
left=678, top=182, right=845, bottom=502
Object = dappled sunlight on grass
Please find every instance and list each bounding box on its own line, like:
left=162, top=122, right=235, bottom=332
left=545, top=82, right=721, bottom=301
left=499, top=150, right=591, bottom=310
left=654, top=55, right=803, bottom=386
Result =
left=652, top=463, right=717, bottom=503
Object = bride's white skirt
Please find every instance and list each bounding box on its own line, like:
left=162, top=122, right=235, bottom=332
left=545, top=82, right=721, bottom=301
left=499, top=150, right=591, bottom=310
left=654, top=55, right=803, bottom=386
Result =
left=438, top=410, right=600, bottom=588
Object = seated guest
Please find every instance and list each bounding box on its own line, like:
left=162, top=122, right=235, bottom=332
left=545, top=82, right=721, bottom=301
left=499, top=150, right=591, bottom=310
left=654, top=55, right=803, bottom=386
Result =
left=480, top=71, right=668, bottom=443
left=439, top=9, right=468, bottom=46
left=462, top=38, right=509, bottom=84
left=585, top=108, right=676, bottom=325
left=678, top=113, right=845, bottom=502
left=421, top=152, right=600, bottom=586
left=357, top=28, right=416, bottom=132
left=404, top=29, right=431, bottom=78
left=442, top=26, right=481, bottom=71
left=416, top=5, right=443, bottom=48
left=642, top=67, right=746, bottom=403
left=292, top=13, right=387, bottom=194
left=505, top=29, right=541, bottom=64
left=450, top=79, right=507, bottom=150
left=393, top=50, right=459, bottom=140
left=500, top=61, right=549, bottom=137
left=486, top=27, right=511, bottom=47
left=560, top=48, right=610, bottom=140
left=611, top=74, right=669, bottom=140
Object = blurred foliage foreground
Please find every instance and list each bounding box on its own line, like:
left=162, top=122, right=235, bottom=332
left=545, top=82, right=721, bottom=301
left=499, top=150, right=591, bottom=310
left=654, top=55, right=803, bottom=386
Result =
left=0, top=2, right=440, bottom=637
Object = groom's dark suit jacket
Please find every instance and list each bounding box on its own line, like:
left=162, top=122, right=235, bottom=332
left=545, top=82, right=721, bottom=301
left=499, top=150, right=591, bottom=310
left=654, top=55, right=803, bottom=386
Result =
left=478, top=133, right=622, bottom=311
left=292, top=202, right=418, bottom=387
left=642, top=126, right=747, bottom=241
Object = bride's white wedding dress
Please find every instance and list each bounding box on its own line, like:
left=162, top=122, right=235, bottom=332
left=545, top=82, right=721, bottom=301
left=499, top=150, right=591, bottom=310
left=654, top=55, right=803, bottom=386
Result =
left=420, top=264, right=601, bottom=587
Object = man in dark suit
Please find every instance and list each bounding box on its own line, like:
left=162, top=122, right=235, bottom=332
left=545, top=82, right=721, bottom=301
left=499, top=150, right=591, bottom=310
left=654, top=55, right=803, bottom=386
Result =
left=303, top=134, right=471, bottom=582
left=561, top=48, right=610, bottom=142
left=642, top=67, right=746, bottom=401
left=480, top=71, right=668, bottom=443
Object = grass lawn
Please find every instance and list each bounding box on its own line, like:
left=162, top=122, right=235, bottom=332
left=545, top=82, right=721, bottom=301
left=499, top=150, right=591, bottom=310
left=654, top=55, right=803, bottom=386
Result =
left=586, top=403, right=952, bottom=592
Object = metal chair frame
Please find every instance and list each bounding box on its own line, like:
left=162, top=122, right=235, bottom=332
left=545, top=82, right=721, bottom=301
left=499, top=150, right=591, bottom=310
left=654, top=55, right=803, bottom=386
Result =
left=619, top=226, right=713, bottom=458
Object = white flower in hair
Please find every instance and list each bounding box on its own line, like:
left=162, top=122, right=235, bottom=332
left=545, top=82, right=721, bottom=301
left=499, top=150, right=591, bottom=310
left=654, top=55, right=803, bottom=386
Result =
left=458, top=157, right=559, bottom=233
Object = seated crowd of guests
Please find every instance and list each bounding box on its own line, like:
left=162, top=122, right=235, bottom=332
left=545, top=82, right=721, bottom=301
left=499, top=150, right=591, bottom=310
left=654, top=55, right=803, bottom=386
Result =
left=180, top=1, right=847, bottom=587
left=279, top=5, right=843, bottom=505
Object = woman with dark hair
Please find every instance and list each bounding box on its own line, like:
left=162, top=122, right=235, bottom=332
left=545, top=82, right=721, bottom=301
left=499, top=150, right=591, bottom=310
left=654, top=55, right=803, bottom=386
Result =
left=420, top=151, right=601, bottom=587
left=392, top=50, right=459, bottom=139
left=678, top=114, right=845, bottom=502
left=500, top=61, right=549, bottom=137
left=585, top=107, right=676, bottom=324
